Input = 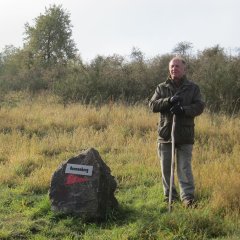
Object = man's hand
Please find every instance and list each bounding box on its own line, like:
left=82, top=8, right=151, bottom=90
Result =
left=170, top=103, right=184, bottom=115
left=169, top=95, right=182, bottom=105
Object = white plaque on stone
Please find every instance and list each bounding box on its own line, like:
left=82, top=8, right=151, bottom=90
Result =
left=65, top=164, right=93, bottom=176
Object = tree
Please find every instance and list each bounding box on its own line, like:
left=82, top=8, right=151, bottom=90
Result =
left=192, top=45, right=240, bottom=113
left=172, top=41, right=193, bottom=58
left=24, top=4, right=77, bottom=67
left=130, top=47, right=144, bottom=62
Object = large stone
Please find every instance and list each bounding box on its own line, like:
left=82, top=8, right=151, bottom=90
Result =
left=49, top=148, right=118, bottom=220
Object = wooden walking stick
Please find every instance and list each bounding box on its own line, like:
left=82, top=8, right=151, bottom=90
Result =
left=169, top=114, right=176, bottom=212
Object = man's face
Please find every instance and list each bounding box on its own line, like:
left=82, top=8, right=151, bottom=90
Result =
left=169, top=59, right=186, bottom=80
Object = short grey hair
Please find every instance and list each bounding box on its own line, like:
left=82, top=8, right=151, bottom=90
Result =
left=170, top=56, right=186, bottom=65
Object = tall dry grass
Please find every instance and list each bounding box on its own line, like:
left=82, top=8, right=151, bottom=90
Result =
left=0, top=92, right=239, bottom=215
left=194, top=114, right=240, bottom=214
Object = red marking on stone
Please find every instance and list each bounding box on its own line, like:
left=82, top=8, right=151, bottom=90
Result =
left=65, top=174, right=89, bottom=185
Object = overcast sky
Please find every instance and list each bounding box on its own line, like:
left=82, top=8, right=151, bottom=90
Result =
left=0, top=0, right=239, bottom=62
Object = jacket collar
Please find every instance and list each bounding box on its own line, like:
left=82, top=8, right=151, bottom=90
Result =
left=163, top=76, right=190, bottom=94
left=165, top=75, right=190, bottom=87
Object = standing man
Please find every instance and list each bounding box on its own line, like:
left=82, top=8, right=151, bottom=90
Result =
left=149, top=56, right=204, bottom=207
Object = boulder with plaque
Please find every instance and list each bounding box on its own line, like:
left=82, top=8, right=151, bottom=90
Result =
left=49, top=148, right=118, bottom=220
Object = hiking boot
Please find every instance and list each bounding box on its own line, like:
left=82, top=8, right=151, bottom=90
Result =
left=182, top=198, right=196, bottom=208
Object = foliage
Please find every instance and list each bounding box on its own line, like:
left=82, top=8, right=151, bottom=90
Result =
left=0, top=4, right=239, bottom=113
left=24, top=4, right=77, bottom=67
left=172, top=41, right=193, bottom=59
left=191, top=45, right=240, bottom=113
left=1, top=43, right=240, bottom=113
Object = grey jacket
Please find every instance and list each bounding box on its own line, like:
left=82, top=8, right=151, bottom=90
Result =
left=149, top=77, right=205, bottom=144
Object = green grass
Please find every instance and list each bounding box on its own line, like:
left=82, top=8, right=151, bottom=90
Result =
left=0, top=92, right=239, bottom=239
left=0, top=184, right=238, bottom=240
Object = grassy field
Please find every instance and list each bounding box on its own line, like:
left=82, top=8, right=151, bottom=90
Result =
left=0, top=92, right=239, bottom=240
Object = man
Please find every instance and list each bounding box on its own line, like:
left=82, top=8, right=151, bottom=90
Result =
left=149, top=56, right=204, bottom=207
